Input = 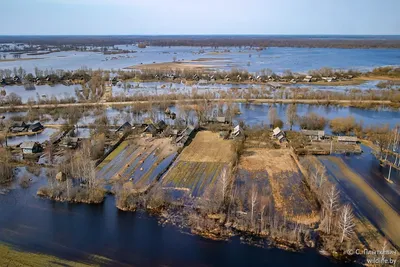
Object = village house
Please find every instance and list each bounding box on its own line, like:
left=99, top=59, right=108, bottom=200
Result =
left=176, top=124, right=196, bottom=147
left=337, top=136, right=358, bottom=144
left=28, top=122, right=44, bottom=132
left=10, top=122, right=28, bottom=133
left=272, top=127, right=286, bottom=143
left=20, top=141, right=43, bottom=154
left=303, top=75, right=313, bottom=82
left=231, top=125, right=244, bottom=139
left=301, top=130, right=325, bottom=141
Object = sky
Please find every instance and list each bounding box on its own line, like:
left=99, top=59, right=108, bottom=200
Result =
left=1, top=0, right=399, bottom=35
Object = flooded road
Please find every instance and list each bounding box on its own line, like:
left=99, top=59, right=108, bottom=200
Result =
left=319, top=155, right=400, bottom=248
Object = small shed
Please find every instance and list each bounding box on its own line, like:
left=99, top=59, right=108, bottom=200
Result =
left=143, top=124, right=158, bottom=137
left=337, top=136, right=358, bottom=144
left=301, top=130, right=325, bottom=141
left=231, top=125, right=244, bottom=138
left=216, top=117, right=227, bottom=124
left=156, top=120, right=167, bottom=132
left=60, top=137, right=79, bottom=149
left=20, top=141, right=42, bottom=154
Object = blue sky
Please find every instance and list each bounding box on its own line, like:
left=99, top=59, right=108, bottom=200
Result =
left=2, top=0, right=399, bottom=35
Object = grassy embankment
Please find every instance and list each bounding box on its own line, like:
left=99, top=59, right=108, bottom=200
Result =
left=0, top=243, right=113, bottom=267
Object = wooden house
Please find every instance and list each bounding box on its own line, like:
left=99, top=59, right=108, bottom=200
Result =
left=20, top=141, right=42, bottom=154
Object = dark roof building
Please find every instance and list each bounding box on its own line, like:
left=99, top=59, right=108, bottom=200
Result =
left=116, top=122, right=132, bottom=133
left=28, top=122, right=44, bottom=132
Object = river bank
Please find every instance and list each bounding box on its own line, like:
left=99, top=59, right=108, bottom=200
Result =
left=0, top=98, right=398, bottom=111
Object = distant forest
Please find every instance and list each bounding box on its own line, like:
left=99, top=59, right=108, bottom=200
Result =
left=1, top=35, right=400, bottom=48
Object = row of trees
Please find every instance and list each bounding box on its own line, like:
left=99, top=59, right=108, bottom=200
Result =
left=301, top=157, right=356, bottom=248
left=0, top=148, right=13, bottom=184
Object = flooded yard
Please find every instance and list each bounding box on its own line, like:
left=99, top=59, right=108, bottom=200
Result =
left=97, top=137, right=177, bottom=190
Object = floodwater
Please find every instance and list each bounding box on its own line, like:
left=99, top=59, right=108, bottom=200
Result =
left=2, top=79, right=389, bottom=104
left=0, top=171, right=359, bottom=267
left=235, top=103, right=400, bottom=130
left=6, top=128, right=58, bottom=146
left=2, top=84, right=79, bottom=103
left=319, top=150, right=400, bottom=247
left=0, top=46, right=399, bottom=73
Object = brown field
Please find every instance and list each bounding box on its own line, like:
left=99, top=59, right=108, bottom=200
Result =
left=191, top=57, right=231, bottom=62
left=239, top=148, right=319, bottom=224
left=179, top=131, right=234, bottom=163
left=240, top=149, right=298, bottom=174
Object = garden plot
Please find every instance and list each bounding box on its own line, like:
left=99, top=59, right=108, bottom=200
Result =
left=239, top=148, right=319, bottom=224
left=162, top=131, right=234, bottom=199
left=96, top=138, right=177, bottom=189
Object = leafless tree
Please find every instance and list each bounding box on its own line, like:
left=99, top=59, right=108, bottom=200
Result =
left=286, top=104, right=298, bottom=130
left=268, top=106, right=278, bottom=126
left=220, top=167, right=229, bottom=202
left=250, top=183, right=258, bottom=228
left=322, top=185, right=340, bottom=234
left=338, top=204, right=355, bottom=243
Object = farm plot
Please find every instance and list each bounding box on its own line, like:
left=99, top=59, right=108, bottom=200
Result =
left=162, top=131, right=234, bottom=199
left=96, top=138, right=177, bottom=189
left=239, top=148, right=319, bottom=224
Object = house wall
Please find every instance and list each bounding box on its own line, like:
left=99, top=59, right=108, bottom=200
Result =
left=22, top=148, right=33, bottom=154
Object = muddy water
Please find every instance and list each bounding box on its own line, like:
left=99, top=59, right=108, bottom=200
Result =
left=0, top=172, right=358, bottom=266
left=319, top=153, right=400, bottom=247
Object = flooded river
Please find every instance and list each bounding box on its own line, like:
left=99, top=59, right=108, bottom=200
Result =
left=0, top=169, right=359, bottom=267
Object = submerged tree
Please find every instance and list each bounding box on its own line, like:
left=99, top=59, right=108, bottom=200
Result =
left=286, top=104, right=298, bottom=130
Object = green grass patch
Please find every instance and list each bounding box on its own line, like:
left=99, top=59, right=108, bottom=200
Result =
left=0, top=243, right=103, bottom=267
